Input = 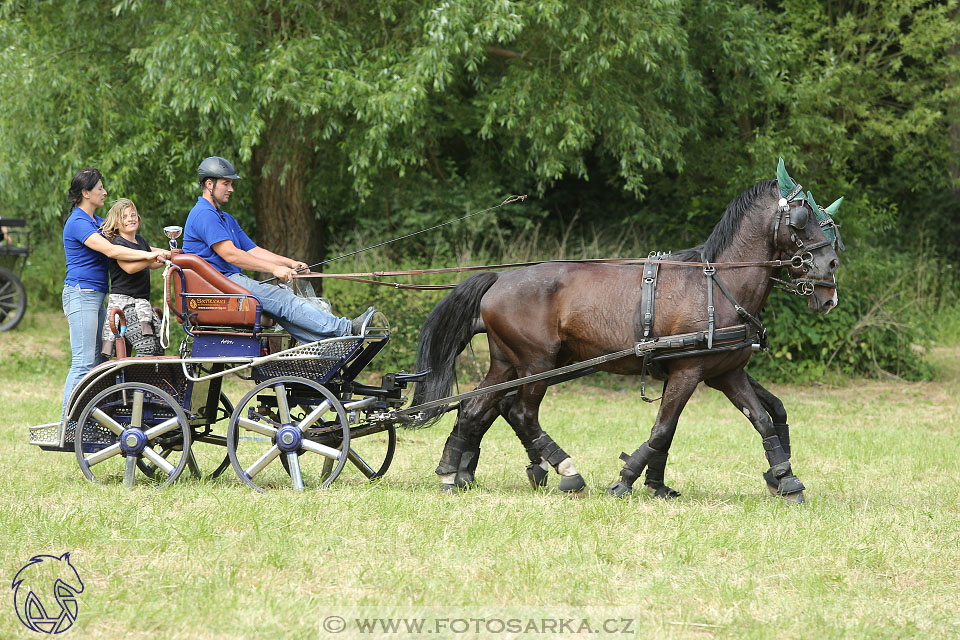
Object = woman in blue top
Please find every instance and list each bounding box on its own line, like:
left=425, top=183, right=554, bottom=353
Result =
left=61, top=168, right=169, bottom=418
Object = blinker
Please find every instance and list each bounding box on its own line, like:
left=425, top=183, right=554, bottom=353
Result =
left=788, top=205, right=810, bottom=230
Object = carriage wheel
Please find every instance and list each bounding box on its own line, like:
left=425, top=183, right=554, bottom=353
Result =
left=0, top=266, right=27, bottom=332
left=337, top=424, right=397, bottom=482
left=74, top=383, right=191, bottom=488
left=140, top=392, right=234, bottom=480
left=290, top=423, right=396, bottom=483
left=227, top=376, right=350, bottom=491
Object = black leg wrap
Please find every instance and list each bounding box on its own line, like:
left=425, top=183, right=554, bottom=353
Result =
left=532, top=432, right=570, bottom=469
left=762, top=436, right=789, bottom=466
left=523, top=444, right=542, bottom=466
left=455, top=447, right=480, bottom=487
left=435, top=434, right=468, bottom=476
left=607, top=443, right=658, bottom=498
left=643, top=450, right=680, bottom=499
left=761, top=436, right=804, bottom=498
left=526, top=462, right=549, bottom=489
left=774, top=423, right=790, bottom=457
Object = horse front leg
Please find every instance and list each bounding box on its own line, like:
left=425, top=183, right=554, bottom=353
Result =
left=707, top=369, right=805, bottom=503
left=608, top=369, right=700, bottom=498
left=746, top=373, right=794, bottom=495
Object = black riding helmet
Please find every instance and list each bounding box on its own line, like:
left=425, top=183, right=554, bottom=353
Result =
left=197, top=156, right=240, bottom=186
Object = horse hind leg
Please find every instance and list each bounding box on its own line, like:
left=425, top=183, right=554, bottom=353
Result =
left=506, top=379, right=587, bottom=494
left=498, top=392, right=550, bottom=489
left=435, top=352, right=515, bottom=492
left=436, top=399, right=500, bottom=492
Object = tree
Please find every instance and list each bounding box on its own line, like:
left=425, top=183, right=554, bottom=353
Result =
left=0, top=0, right=707, bottom=263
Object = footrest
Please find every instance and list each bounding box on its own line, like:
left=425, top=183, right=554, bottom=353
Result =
left=28, top=422, right=62, bottom=447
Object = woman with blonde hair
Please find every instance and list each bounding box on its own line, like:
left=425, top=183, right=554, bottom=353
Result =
left=98, top=197, right=167, bottom=358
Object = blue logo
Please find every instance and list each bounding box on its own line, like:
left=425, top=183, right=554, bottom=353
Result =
left=11, top=553, right=84, bottom=634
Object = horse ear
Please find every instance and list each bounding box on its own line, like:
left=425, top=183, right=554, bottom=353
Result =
left=824, top=197, right=843, bottom=216
left=60, top=552, right=71, bottom=562
left=776, top=157, right=797, bottom=198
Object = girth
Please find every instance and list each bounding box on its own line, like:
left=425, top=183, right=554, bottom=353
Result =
left=633, top=254, right=767, bottom=401
left=636, top=251, right=665, bottom=340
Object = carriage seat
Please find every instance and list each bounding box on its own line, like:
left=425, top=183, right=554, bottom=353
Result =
left=170, top=253, right=275, bottom=331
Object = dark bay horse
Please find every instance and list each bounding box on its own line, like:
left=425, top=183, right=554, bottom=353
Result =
left=411, top=175, right=841, bottom=501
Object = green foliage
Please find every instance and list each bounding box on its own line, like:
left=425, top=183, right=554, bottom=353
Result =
left=1, top=0, right=959, bottom=379
left=752, top=241, right=957, bottom=381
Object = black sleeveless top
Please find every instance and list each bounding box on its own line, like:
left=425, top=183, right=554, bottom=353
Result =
left=108, top=235, right=151, bottom=299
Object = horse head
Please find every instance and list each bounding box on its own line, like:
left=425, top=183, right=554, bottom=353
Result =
left=775, top=159, right=843, bottom=314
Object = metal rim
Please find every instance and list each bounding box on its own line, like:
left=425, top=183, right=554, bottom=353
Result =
left=227, top=376, right=350, bottom=492
left=0, top=266, right=27, bottom=332
left=346, top=424, right=397, bottom=481
left=73, top=382, right=192, bottom=489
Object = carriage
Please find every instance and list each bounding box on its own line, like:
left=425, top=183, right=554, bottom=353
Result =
left=27, top=160, right=844, bottom=500
left=0, top=216, right=30, bottom=331
left=28, top=243, right=422, bottom=491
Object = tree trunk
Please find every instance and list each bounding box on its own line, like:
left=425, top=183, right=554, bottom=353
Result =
left=251, top=115, right=324, bottom=271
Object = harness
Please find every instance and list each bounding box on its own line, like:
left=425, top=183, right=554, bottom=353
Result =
left=633, top=193, right=836, bottom=402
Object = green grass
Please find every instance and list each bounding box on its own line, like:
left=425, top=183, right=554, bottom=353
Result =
left=2, top=313, right=959, bottom=639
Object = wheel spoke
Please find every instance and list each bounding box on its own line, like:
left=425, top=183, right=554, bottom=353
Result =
left=143, top=416, right=182, bottom=440
left=186, top=449, right=201, bottom=478
left=286, top=453, right=304, bottom=490
left=245, top=446, right=281, bottom=479
left=130, top=390, right=144, bottom=429
left=237, top=416, right=278, bottom=438
left=347, top=448, right=377, bottom=479
left=90, top=408, right=124, bottom=436
left=142, top=447, right=176, bottom=476
left=301, top=439, right=342, bottom=460
left=296, top=400, right=331, bottom=431
left=274, top=383, right=291, bottom=425
left=123, top=456, right=137, bottom=488
left=85, top=442, right=122, bottom=467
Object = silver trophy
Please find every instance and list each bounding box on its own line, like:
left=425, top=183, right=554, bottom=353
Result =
left=163, top=226, right=183, bottom=250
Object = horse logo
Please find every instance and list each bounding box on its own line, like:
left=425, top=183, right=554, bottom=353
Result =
left=11, top=552, right=84, bottom=634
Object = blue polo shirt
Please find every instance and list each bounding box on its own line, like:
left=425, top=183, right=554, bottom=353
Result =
left=63, top=207, right=109, bottom=291
left=182, top=197, right=257, bottom=275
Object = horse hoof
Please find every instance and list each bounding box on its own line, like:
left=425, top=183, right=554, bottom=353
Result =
left=526, top=463, right=549, bottom=489
left=606, top=481, right=633, bottom=498
left=762, top=471, right=805, bottom=503
left=645, top=483, right=681, bottom=499
left=558, top=473, right=586, bottom=494
left=780, top=490, right=805, bottom=504
left=439, top=482, right=458, bottom=494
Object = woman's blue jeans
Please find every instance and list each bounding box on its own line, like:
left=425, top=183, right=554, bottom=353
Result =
left=62, top=285, right=106, bottom=419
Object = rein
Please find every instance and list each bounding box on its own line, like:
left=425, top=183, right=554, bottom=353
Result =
left=295, top=256, right=797, bottom=290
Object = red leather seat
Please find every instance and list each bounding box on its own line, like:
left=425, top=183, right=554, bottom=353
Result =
left=169, top=254, right=274, bottom=329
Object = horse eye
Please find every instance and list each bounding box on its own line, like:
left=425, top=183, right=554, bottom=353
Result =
left=789, top=206, right=810, bottom=230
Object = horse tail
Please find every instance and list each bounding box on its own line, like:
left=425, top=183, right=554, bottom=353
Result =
left=409, top=271, right=499, bottom=427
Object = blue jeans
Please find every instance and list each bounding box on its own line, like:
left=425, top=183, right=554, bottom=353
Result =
left=62, top=285, right=106, bottom=418
left=228, top=273, right=350, bottom=343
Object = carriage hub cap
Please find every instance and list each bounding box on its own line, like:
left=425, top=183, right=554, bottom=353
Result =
left=275, top=426, right=301, bottom=453
left=119, top=428, right=148, bottom=455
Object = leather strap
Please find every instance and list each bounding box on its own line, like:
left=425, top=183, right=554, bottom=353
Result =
left=639, top=252, right=663, bottom=340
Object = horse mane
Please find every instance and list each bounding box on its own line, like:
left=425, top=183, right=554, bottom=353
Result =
left=669, top=179, right=777, bottom=262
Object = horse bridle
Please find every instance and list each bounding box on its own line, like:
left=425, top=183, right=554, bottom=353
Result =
left=770, top=186, right=839, bottom=296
